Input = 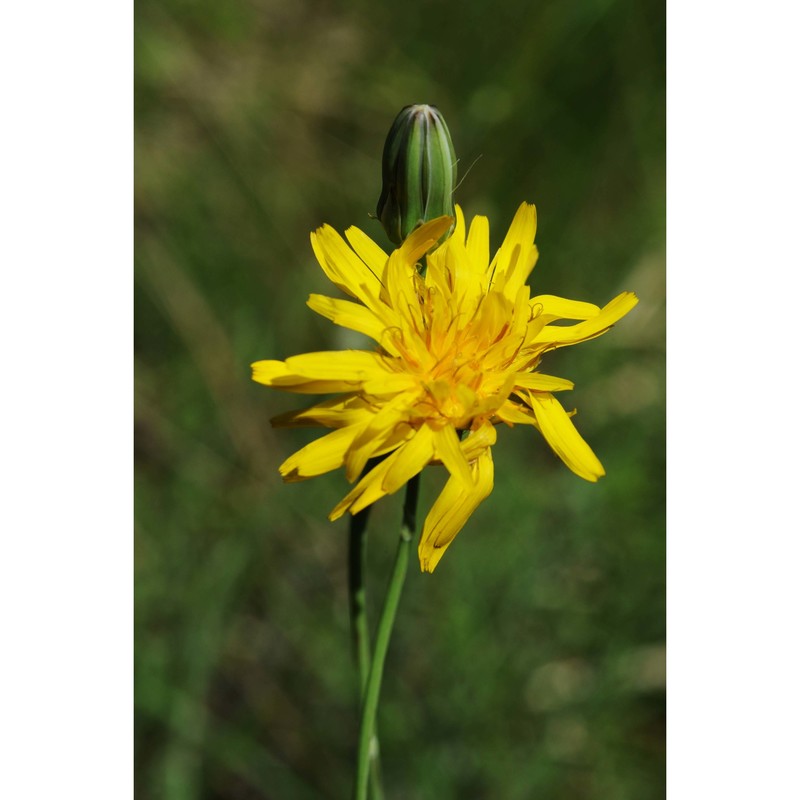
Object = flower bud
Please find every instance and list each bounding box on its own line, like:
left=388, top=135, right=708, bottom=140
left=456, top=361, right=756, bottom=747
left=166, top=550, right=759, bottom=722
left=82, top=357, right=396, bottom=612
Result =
left=376, top=104, right=457, bottom=246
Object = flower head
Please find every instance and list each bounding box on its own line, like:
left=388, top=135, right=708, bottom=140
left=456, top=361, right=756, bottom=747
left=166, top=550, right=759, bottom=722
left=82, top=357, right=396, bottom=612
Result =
left=252, top=204, right=637, bottom=572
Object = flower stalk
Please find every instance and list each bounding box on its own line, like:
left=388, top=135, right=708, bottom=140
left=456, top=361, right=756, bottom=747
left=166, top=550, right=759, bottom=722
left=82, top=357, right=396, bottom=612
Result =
left=348, top=508, right=385, bottom=800
left=353, top=475, right=420, bottom=800
left=348, top=508, right=372, bottom=694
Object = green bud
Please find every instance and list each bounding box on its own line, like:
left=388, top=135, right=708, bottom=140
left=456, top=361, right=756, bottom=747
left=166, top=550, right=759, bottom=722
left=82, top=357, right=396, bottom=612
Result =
left=376, top=104, right=457, bottom=246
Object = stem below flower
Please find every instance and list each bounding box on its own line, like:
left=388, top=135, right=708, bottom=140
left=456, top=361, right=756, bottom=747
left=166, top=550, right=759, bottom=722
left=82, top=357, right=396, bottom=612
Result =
left=348, top=509, right=385, bottom=800
left=353, top=475, right=420, bottom=800
left=349, top=509, right=372, bottom=695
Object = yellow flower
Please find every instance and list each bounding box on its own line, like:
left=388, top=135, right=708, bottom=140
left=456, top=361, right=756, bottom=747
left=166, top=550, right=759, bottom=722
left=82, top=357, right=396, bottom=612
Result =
left=253, top=203, right=637, bottom=572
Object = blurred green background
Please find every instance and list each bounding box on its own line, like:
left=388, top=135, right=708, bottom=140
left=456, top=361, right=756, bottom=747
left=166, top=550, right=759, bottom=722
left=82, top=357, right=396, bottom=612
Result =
left=135, top=0, right=664, bottom=797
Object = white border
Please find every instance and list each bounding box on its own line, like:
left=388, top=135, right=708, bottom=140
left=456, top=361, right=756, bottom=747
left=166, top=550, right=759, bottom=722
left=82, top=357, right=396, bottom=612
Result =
left=0, top=2, right=132, bottom=797
left=668, top=1, right=799, bottom=797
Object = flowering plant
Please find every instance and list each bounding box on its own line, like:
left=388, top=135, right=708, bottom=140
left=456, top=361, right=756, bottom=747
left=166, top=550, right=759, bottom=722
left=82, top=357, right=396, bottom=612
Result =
left=252, top=105, right=636, bottom=799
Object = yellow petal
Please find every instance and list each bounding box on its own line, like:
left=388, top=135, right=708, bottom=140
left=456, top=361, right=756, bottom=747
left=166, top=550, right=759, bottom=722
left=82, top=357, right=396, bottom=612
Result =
left=262, top=379, right=362, bottom=394
left=283, top=350, right=392, bottom=381
left=494, top=400, right=540, bottom=427
left=344, top=393, right=414, bottom=482
left=310, top=225, right=383, bottom=309
left=452, top=204, right=467, bottom=247
left=530, top=294, right=601, bottom=323
left=532, top=292, right=638, bottom=348
left=489, top=202, right=538, bottom=297
left=329, top=451, right=397, bottom=520
left=496, top=203, right=538, bottom=267
left=279, top=425, right=364, bottom=482
left=432, top=425, right=474, bottom=486
left=527, top=393, right=605, bottom=482
left=371, top=422, right=416, bottom=457
left=362, top=372, right=419, bottom=395
left=270, top=394, right=371, bottom=428
left=307, top=294, right=396, bottom=353
left=422, top=246, right=453, bottom=295
left=418, top=448, right=494, bottom=573
left=502, top=244, right=539, bottom=301
left=328, top=426, right=418, bottom=521
left=381, top=424, right=435, bottom=494
left=251, top=359, right=360, bottom=394
left=399, top=215, right=454, bottom=264
left=252, top=351, right=398, bottom=394
left=384, top=248, right=424, bottom=330
left=445, top=226, right=485, bottom=307
left=344, top=226, right=389, bottom=277
left=465, top=214, right=490, bottom=273
left=513, top=373, right=575, bottom=392
left=251, top=359, right=293, bottom=384
left=460, top=421, right=497, bottom=461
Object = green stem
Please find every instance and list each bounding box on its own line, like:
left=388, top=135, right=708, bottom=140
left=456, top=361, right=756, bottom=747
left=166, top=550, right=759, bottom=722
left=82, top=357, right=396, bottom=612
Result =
left=348, top=509, right=385, bottom=800
left=348, top=508, right=372, bottom=695
left=353, top=475, right=420, bottom=800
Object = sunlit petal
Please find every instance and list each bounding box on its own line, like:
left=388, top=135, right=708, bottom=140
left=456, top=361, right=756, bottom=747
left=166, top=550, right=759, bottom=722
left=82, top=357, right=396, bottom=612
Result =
left=418, top=449, right=494, bottom=573
left=527, top=393, right=605, bottom=482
